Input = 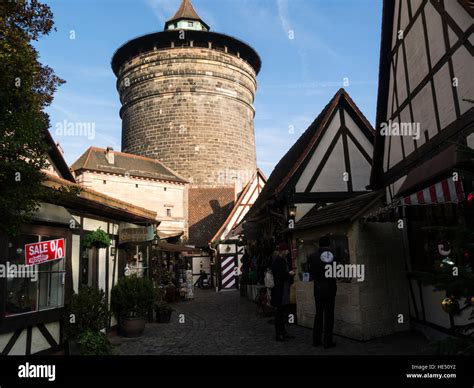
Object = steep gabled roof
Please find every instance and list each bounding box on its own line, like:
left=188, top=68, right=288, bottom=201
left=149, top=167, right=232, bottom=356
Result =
left=370, top=0, right=396, bottom=189
left=248, top=88, right=375, bottom=216
left=43, top=173, right=157, bottom=223
left=296, top=191, right=383, bottom=230
left=165, top=0, right=210, bottom=31
left=188, top=187, right=235, bottom=247
left=44, top=129, right=75, bottom=182
left=169, top=0, right=202, bottom=22
left=71, top=147, right=188, bottom=184
left=211, top=169, right=267, bottom=242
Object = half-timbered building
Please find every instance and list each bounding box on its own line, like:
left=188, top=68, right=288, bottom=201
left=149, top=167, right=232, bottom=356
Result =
left=211, top=169, right=266, bottom=290
left=245, top=88, right=375, bottom=244
left=0, top=130, right=157, bottom=355
left=370, top=0, right=474, bottom=332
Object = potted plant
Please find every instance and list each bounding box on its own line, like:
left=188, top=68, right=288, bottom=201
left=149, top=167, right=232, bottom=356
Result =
left=83, top=228, right=112, bottom=250
left=111, top=275, right=154, bottom=337
left=64, top=287, right=111, bottom=355
left=155, top=302, right=173, bottom=323
left=76, top=330, right=112, bottom=355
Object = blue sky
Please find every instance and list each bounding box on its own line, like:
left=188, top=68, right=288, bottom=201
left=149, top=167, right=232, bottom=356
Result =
left=37, top=0, right=382, bottom=177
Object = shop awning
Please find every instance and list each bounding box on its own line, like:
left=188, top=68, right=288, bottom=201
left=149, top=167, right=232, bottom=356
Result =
left=157, top=230, right=184, bottom=240
left=402, top=178, right=465, bottom=205
left=31, top=203, right=74, bottom=226
left=155, top=241, right=201, bottom=254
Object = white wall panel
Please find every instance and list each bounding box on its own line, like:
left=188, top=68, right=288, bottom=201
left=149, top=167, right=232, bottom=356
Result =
left=295, top=111, right=341, bottom=192
left=312, top=139, right=346, bottom=192
left=405, top=17, right=429, bottom=93
left=452, top=45, right=474, bottom=116
left=434, top=63, right=457, bottom=129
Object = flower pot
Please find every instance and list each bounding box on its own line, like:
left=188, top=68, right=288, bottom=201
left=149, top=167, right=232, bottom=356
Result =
left=156, top=311, right=172, bottom=323
left=121, top=317, right=146, bottom=337
left=68, top=340, right=81, bottom=355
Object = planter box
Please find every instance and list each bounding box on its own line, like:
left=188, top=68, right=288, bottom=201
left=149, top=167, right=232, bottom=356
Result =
left=121, top=317, right=146, bottom=337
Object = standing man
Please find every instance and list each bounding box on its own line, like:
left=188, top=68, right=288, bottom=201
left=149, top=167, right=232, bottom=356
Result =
left=309, top=236, right=337, bottom=348
left=270, top=243, right=296, bottom=342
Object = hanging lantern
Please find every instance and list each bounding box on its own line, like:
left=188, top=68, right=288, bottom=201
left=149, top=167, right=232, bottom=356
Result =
left=467, top=192, right=474, bottom=205
left=441, top=297, right=459, bottom=314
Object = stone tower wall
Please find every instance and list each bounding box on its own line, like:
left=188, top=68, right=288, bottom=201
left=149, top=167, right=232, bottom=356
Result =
left=117, top=47, right=258, bottom=187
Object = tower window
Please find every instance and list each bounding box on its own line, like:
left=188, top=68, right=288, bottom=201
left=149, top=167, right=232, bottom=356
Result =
left=166, top=209, right=172, bottom=217
left=188, top=21, right=193, bottom=27
left=164, top=187, right=167, bottom=191
left=136, top=184, right=139, bottom=188
left=103, top=180, right=106, bottom=184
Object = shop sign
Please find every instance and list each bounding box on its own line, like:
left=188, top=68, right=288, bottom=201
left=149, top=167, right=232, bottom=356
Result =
left=25, top=238, right=65, bottom=266
left=119, top=226, right=155, bottom=244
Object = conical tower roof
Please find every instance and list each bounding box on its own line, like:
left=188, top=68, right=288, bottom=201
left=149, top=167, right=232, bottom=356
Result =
left=165, top=0, right=210, bottom=31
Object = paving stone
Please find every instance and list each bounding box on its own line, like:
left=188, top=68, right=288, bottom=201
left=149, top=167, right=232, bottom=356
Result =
left=112, top=289, right=432, bottom=355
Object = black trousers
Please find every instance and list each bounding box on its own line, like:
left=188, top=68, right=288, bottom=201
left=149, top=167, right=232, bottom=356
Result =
left=313, top=297, right=335, bottom=344
left=275, top=305, right=288, bottom=336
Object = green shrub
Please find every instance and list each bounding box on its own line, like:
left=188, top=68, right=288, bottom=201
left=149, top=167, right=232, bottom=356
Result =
left=64, top=287, right=111, bottom=340
left=111, top=275, right=154, bottom=319
left=83, top=228, right=112, bottom=249
left=155, top=302, right=173, bottom=314
left=77, top=330, right=112, bottom=355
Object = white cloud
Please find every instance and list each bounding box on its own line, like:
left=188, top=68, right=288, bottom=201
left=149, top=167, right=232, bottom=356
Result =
left=145, top=0, right=178, bottom=24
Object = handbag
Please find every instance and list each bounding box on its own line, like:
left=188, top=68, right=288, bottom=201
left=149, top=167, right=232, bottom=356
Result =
left=264, top=269, right=274, bottom=288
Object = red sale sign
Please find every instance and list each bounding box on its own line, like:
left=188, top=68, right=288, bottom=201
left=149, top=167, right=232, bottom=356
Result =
left=25, top=238, right=65, bottom=266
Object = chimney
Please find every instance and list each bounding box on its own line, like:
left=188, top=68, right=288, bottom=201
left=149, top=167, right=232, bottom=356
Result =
left=105, top=147, right=114, bottom=164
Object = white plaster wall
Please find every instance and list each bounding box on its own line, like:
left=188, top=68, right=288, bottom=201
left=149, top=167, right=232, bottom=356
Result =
left=71, top=234, right=81, bottom=294
left=452, top=45, right=474, bottom=116
left=295, top=111, right=341, bottom=192
left=405, top=16, right=429, bottom=94
left=83, top=218, right=108, bottom=232
left=434, top=63, right=458, bottom=130
left=78, top=172, right=186, bottom=232
left=312, top=139, right=346, bottom=192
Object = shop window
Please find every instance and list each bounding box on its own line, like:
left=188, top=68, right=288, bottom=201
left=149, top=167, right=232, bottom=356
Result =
left=407, top=204, right=470, bottom=271
left=125, top=245, right=150, bottom=278
left=5, top=234, right=65, bottom=317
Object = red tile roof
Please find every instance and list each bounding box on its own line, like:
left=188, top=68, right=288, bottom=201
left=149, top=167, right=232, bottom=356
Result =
left=188, top=187, right=235, bottom=247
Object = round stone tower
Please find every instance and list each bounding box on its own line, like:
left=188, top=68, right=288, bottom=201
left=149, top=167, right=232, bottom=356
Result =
left=112, top=0, right=261, bottom=188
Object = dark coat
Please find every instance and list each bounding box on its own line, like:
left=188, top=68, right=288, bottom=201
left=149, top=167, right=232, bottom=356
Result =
left=270, top=254, right=291, bottom=307
left=309, top=248, right=337, bottom=299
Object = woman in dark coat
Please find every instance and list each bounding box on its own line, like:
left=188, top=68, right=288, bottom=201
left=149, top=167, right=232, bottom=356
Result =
left=270, top=243, right=295, bottom=341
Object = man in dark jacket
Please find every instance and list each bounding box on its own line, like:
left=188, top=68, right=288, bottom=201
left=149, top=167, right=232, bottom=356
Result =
left=308, top=236, right=337, bottom=348
left=270, top=243, right=296, bottom=342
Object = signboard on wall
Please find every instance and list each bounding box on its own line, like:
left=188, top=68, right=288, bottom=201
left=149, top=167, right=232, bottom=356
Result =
left=119, top=226, right=154, bottom=244
left=25, top=238, right=65, bottom=266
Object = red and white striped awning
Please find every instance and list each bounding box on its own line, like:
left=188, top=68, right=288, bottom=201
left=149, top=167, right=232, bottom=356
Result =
left=403, top=178, right=465, bottom=205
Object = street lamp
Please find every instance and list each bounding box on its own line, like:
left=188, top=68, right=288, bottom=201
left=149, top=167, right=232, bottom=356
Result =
left=288, top=204, right=297, bottom=219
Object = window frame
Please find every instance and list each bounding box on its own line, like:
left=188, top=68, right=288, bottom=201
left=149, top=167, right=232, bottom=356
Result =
left=0, top=224, right=72, bottom=334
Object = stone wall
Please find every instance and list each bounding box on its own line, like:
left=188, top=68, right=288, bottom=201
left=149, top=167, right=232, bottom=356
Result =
left=116, top=47, right=258, bottom=188
left=294, top=217, right=410, bottom=340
